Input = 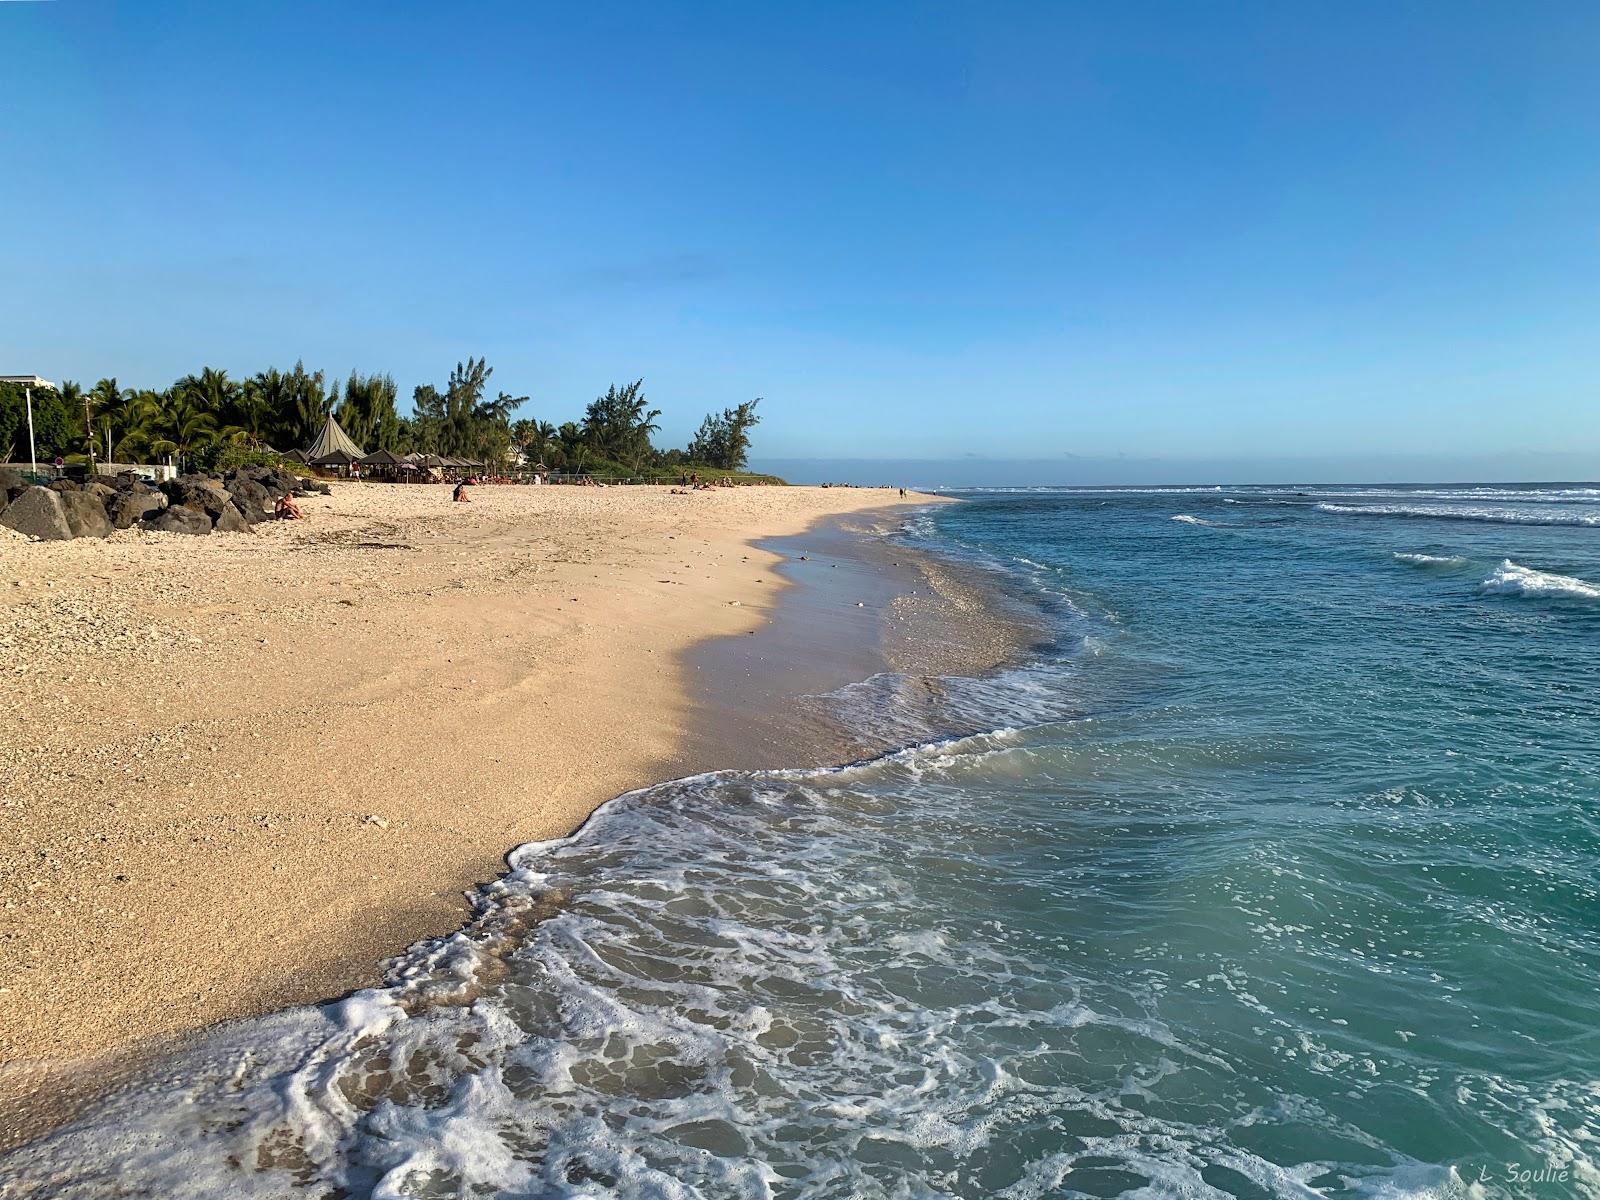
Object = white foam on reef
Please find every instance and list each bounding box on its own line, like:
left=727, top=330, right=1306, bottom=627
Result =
left=1171, top=513, right=1217, bottom=526
left=1318, top=502, right=1600, bottom=527
left=1392, top=552, right=1471, bottom=569
left=1480, top=559, right=1600, bottom=601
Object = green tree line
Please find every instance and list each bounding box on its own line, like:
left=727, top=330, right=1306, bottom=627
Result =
left=2, top=363, right=764, bottom=476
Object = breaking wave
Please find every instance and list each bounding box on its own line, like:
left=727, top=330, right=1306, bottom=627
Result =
left=1392, top=552, right=1471, bottom=569
left=1318, top=503, right=1600, bottom=528
left=1480, top=559, right=1600, bottom=602
left=8, top=737, right=1548, bottom=1200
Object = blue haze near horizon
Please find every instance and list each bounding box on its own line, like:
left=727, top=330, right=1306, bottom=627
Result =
left=4, top=1, right=1600, bottom=481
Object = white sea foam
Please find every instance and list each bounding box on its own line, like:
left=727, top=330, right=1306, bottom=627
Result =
left=1319, top=502, right=1600, bottom=528
left=1393, top=552, right=1471, bottom=569
left=1172, top=513, right=1218, bottom=526
left=1480, top=560, right=1600, bottom=602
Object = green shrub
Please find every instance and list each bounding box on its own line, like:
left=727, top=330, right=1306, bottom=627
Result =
left=192, top=441, right=301, bottom=476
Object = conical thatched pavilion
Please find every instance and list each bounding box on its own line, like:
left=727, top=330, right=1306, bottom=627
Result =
left=305, top=415, right=365, bottom=465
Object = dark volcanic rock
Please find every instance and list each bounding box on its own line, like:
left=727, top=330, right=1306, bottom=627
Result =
left=0, top=466, right=23, bottom=496
left=226, top=464, right=296, bottom=499
left=107, top=489, right=167, bottom=529
left=213, top=500, right=252, bottom=533
left=147, top=505, right=212, bottom=535
left=58, top=490, right=113, bottom=539
left=0, top=487, right=74, bottom=541
left=161, top=475, right=232, bottom=519
left=225, top=477, right=273, bottom=523
left=83, top=480, right=119, bottom=502
left=47, top=478, right=81, bottom=493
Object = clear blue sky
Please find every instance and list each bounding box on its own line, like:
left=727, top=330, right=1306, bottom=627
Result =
left=4, top=1, right=1598, bottom=482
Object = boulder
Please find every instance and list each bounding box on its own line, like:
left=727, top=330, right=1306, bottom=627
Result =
left=48, top=478, right=81, bottom=493
left=0, top=487, right=74, bottom=541
left=147, top=504, right=212, bottom=535
left=58, top=490, right=112, bottom=539
left=161, top=474, right=232, bottom=519
left=213, top=500, right=252, bottom=533
left=0, top=465, right=23, bottom=495
left=225, top=477, right=273, bottom=523
left=107, top=489, right=167, bottom=529
left=227, top=464, right=290, bottom=494
left=83, top=480, right=119, bottom=502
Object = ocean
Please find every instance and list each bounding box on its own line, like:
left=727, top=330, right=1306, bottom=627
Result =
left=5, top=484, right=1598, bottom=1199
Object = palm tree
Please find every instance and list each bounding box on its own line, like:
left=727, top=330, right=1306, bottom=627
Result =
left=284, top=361, right=332, bottom=449
left=557, top=421, right=586, bottom=472
left=174, top=367, right=239, bottom=415
left=89, top=377, right=138, bottom=460
left=140, top=390, right=220, bottom=470
left=528, top=418, right=559, bottom=466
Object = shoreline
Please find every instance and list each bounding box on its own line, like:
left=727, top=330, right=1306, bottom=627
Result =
left=0, top=484, right=1032, bottom=1150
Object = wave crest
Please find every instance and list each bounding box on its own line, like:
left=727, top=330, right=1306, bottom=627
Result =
left=1319, top=503, right=1600, bottom=528
left=1481, top=560, right=1600, bottom=602
left=1392, top=552, right=1470, bottom=569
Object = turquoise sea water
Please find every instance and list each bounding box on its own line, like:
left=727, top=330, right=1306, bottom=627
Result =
left=5, top=485, right=1598, bottom=1199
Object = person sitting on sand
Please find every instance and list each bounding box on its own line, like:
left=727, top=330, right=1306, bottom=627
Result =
left=274, top=494, right=303, bottom=521
left=453, top=481, right=470, bottom=503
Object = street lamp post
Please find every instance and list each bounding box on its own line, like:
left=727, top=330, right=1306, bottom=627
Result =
left=1, top=376, right=59, bottom=477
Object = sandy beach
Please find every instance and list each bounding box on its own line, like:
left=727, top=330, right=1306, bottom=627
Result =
left=0, top=482, right=1024, bottom=1147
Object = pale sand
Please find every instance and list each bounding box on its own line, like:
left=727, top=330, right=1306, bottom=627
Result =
left=0, top=483, right=976, bottom=1143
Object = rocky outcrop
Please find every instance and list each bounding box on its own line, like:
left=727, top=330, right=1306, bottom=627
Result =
left=106, top=489, right=167, bottom=529
left=148, top=504, right=213, bottom=535
left=0, top=487, right=74, bottom=541
left=214, top=500, right=251, bottom=533
left=58, top=490, right=113, bottom=539
left=1, top=463, right=318, bottom=539
left=161, top=475, right=234, bottom=520
left=224, top=476, right=273, bottom=524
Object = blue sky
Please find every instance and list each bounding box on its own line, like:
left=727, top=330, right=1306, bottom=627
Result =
left=4, top=1, right=1598, bottom=482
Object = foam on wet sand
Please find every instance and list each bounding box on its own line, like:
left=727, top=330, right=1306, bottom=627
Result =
left=0, top=481, right=1002, bottom=1146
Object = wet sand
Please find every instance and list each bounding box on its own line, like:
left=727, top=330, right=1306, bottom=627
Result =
left=0, top=482, right=1026, bottom=1149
